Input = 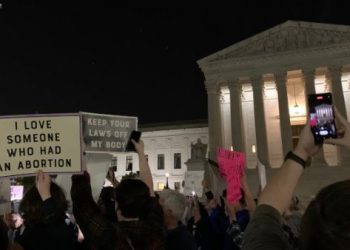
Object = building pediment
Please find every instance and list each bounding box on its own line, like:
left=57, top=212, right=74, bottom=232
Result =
left=199, top=21, right=350, bottom=64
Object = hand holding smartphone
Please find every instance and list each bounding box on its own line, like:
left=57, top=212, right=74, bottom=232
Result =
left=125, top=130, right=142, bottom=152
left=308, top=93, right=337, bottom=144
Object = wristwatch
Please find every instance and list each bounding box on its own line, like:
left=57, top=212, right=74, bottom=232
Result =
left=284, top=151, right=306, bottom=168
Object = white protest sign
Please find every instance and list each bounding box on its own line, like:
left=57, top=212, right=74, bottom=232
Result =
left=0, top=114, right=82, bottom=177
left=81, top=112, right=137, bottom=153
left=257, top=159, right=267, bottom=189
left=183, top=171, right=204, bottom=197
left=0, top=178, right=11, bottom=215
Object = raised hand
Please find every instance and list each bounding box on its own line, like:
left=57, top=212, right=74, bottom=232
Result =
left=294, top=123, right=320, bottom=161
left=132, top=139, right=155, bottom=196
left=36, top=170, right=51, bottom=201
left=131, top=139, right=145, bottom=155
left=324, top=107, right=350, bottom=150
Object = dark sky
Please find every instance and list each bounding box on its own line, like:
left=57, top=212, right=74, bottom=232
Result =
left=1, top=2, right=350, bottom=124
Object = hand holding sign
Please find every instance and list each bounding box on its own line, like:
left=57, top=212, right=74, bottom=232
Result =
left=36, top=170, right=51, bottom=201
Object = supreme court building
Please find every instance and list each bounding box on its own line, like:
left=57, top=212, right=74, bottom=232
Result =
left=197, top=20, right=350, bottom=172
left=197, top=21, right=350, bottom=201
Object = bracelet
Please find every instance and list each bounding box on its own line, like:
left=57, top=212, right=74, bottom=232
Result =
left=284, top=151, right=306, bottom=168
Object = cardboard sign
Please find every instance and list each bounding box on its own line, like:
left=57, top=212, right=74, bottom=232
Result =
left=81, top=112, right=137, bottom=152
left=0, top=114, right=82, bottom=177
left=184, top=171, right=204, bottom=197
left=217, top=148, right=246, bottom=204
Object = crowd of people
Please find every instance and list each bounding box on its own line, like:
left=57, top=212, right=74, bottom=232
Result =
left=1, top=108, right=350, bottom=250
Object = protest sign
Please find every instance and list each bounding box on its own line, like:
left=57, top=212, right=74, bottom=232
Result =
left=217, top=148, right=246, bottom=204
left=81, top=112, right=137, bottom=152
left=0, top=114, right=82, bottom=177
left=184, top=170, right=204, bottom=197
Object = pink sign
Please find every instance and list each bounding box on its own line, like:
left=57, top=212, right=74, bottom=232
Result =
left=217, top=148, right=245, bottom=204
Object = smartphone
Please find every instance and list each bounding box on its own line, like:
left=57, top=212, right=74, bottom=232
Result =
left=125, top=130, right=142, bottom=152
left=308, top=93, right=337, bottom=144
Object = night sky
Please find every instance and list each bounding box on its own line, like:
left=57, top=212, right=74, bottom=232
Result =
left=1, top=2, right=350, bottom=124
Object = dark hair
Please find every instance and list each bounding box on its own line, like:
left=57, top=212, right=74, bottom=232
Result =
left=98, top=186, right=118, bottom=223
left=301, top=180, right=350, bottom=250
left=205, top=191, right=214, bottom=201
left=222, top=189, right=227, bottom=198
left=220, top=188, right=246, bottom=207
left=0, top=218, right=9, bottom=250
left=19, top=182, right=68, bottom=224
left=115, top=179, right=151, bottom=218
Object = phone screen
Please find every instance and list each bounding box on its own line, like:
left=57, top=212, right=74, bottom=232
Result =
left=308, top=93, right=337, bottom=143
left=10, top=185, right=23, bottom=201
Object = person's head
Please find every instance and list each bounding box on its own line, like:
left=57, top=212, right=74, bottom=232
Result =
left=115, top=179, right=151, bottom=219
left=301, top=180, right=350, bottom=250
left=159, top=189, right=186, bottom=227
left=98, top=186, right=117, bottom=222
left=205, top=191, right=214, bottom=201
left=222, top=188, right=246, bottom=210
left=19, top=182, right=68, bottom=224
left=205, top=190, right=217, bottom=210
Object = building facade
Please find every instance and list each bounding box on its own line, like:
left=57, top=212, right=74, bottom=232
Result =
left=197, top=20, right=350, bottom=168
left=113, top=121, right=208, bottom=192
left=195, top=20, right=350, bottom=206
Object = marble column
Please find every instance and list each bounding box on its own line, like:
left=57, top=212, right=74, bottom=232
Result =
left=328, top=65, right=350, bottom=167
left=206, top=82, right=223, bottom=161
left=302, top=69, right=328, bottom=167
left=275, top=73, right=293, bottom=157
left=251, top=76, right=270, bottom=168
left=228, top=80, right=245, bottom=152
